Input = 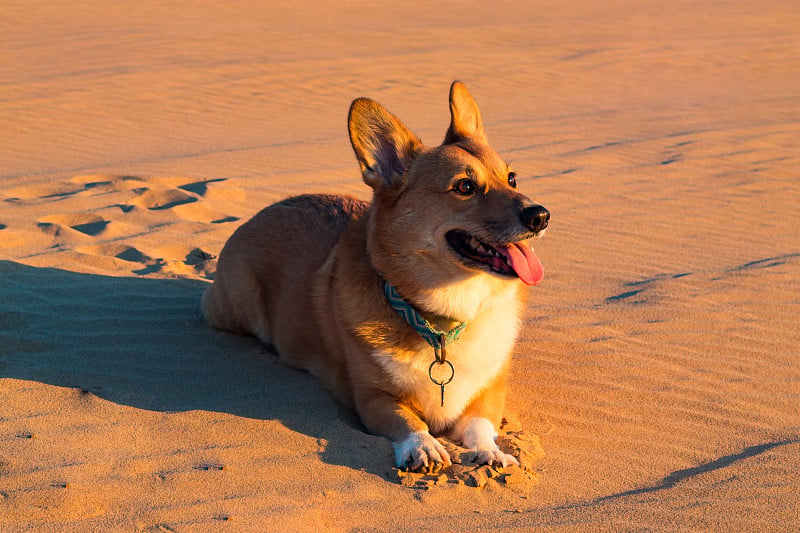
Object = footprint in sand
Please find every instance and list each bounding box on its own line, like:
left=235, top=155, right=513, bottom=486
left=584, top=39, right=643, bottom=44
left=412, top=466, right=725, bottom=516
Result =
left=130, top=188, right=198, bottom=211
left=176, top=178, right=228, bottom=197
left=36, top=213, right=112, bottom=247
left=39, top=213, right=109, bottom=236
left=57, top=174, right=239, bottom=221
left=125, top=177, right=241, bottom=224
left=143, top=246, right=216, bottom=278
left=36, top=211, right=142, bottom=245
left=76, top=242, right=217, bottom=278
left=3, top=174, right=232, bottom=278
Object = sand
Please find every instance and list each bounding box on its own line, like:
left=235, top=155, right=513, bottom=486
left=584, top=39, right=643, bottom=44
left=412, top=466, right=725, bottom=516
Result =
left=2, top=0, right=799, bottom=530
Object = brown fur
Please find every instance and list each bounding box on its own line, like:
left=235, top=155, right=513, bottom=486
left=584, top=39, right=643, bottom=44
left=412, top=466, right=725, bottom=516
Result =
left=202, top=81, right=548, bottom=470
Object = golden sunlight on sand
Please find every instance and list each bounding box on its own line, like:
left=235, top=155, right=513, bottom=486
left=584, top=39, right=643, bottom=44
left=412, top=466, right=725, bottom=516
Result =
left=1, top=1, right=798, bottom=530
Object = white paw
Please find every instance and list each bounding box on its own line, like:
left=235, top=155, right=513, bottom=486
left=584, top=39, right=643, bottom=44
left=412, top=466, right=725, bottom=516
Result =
left=393, top=431, right=452, bottom=471
left=473, top=448, right=519, bottom=468
left=461, top=417, right=519, bottom=467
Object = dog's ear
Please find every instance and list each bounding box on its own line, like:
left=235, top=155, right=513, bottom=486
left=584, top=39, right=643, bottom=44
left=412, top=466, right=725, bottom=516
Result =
left=348, top=98, right=423, bottom=190
left=444, top=81, right=487, bottom=144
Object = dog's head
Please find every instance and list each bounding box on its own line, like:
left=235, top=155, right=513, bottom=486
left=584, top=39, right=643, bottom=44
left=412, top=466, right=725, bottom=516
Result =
left=348, top=81, right=549, bottom=317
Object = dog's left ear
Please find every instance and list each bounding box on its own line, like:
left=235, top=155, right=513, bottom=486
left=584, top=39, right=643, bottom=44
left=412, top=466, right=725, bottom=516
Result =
left=348, top=98, right=423, bottom=191
left=444, top=81, right=487, bottom=144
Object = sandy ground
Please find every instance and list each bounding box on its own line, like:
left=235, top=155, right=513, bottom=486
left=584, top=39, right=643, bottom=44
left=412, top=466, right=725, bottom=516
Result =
left=2, top=0, right=799, bottom=530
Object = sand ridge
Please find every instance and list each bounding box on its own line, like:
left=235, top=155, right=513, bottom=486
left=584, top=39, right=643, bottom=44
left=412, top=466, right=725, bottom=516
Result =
left=2, top=0, right=800, bottom=530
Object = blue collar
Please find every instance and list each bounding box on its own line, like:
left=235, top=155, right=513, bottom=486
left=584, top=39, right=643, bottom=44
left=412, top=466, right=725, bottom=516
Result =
left=382, top=280, right=466, bottom=350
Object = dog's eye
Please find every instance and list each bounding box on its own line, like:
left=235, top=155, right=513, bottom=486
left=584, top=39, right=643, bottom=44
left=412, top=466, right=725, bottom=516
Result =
left=508, top=172, right=517, bottom=188
left=453, top=178, right=476, bottom=196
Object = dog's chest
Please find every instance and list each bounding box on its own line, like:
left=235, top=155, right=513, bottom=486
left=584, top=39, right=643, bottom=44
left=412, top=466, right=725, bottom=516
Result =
left=373, top=308, right=520, bottom=431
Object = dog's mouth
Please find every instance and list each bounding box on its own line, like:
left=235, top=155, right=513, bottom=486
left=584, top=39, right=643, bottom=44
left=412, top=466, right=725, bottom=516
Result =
left=445, top=230, right=544, bottom=285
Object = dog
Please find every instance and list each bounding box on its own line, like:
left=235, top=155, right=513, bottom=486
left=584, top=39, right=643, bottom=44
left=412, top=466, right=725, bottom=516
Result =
left=202, top=81, right=549, bottom=471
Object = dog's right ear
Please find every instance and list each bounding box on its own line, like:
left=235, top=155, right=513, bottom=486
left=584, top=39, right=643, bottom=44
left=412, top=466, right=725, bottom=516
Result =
left=348, top=98, right=423, bottom=190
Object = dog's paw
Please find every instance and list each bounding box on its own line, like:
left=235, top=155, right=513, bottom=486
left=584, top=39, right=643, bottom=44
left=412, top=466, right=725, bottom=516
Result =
left=472, top=448, right=520, bottom=468
left=393, top=431, right=452, bottom=472
left=461, top=417, right=519, bottom=467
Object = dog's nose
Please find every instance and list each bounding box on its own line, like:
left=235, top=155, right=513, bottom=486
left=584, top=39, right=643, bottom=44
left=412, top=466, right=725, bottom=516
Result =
left=520, top=205, right=550, bottom=233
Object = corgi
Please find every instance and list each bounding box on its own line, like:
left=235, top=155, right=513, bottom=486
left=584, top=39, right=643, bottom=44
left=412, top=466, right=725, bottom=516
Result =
left=202, top=81, right=549, bottom=471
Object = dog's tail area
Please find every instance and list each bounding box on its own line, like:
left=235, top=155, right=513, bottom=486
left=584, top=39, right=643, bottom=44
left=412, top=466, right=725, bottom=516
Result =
left=201, top=285, right=222, bottom=327
left=202, top=279, right=269, bottom=345
left=202, top=284, right=241, bottom=334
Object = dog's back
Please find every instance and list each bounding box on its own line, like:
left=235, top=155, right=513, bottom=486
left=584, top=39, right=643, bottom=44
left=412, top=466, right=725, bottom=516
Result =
left=202, top=194, right=367, bottom=360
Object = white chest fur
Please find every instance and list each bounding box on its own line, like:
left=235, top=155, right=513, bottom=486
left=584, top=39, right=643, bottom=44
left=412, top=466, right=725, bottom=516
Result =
left=373, top=286, right=522, bottom=434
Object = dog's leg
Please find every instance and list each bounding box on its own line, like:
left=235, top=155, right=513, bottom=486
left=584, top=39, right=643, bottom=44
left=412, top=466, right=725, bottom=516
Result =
left=355, top=391, right=451, bottom=471
left=450, top=366, right=519, bottom=467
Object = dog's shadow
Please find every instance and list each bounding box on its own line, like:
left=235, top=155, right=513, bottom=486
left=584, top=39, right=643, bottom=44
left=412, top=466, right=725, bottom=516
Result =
left=0, top=260, right=392, bottom=477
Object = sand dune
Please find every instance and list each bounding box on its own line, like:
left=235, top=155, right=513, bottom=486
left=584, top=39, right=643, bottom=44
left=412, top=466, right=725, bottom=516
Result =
left=2, top=0, right=799, bottom=530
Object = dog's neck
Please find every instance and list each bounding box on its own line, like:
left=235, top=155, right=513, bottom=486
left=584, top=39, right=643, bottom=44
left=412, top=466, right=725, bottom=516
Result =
left=382, top=279, right=466, bottom=349
left=415, top=274, right=521, bottom=324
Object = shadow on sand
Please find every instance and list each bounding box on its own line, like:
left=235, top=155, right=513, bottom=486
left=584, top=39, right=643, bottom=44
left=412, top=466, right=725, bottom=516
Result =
left=0, top=260, right=389, bottom=475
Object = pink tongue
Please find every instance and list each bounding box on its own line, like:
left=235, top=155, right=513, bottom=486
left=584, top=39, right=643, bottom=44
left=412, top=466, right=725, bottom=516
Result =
left=498, top=242, right=544, bottom=285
